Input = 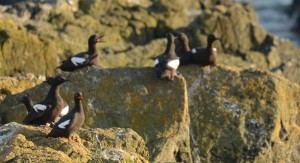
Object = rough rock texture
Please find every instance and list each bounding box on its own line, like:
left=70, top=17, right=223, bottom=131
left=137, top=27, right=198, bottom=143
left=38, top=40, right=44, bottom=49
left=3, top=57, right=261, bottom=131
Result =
left=1, top=0, right=300, bottom=86
left=0, top=0, right=200, bottom=76
left=187, top=3, right=300, bottom=84
left=0, top=18, right=60, bottom=76
left=0, top=67, right=191, bottom=163
left=1, top=66, right=300, bottom=162
left=0, top=74, right=45, bottom=101
left=179, top=65, right=300, bottom=162
left=0, top=122, right=149, bottom=162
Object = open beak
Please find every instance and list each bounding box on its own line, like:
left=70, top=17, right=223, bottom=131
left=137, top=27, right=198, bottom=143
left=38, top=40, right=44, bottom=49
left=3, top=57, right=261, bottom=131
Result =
left=97, top=35, right=105, bottom=43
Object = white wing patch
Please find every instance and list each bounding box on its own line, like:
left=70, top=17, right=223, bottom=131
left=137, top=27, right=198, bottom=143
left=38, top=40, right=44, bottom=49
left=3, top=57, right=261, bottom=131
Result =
left=154, top=58, right=159, bottom=66
left=33, top=104, right=47, bottom=112
left=71, top=57, right=86, bottom=66
left=58, top=119, right=70, bottom=129
left=191, top=48, right=197, bottom=54
left=167, top=59, right=180, bottom=70
left=61, top=105, right=69, bottom=116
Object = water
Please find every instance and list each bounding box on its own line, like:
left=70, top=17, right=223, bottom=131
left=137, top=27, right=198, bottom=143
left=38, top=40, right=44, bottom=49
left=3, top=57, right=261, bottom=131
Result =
left=241, top=0, right=300, bottom=46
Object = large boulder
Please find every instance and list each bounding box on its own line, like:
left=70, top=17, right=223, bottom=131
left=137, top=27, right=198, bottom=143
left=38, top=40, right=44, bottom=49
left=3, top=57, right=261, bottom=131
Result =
left=1, top=66, right=300, bottom=162
left=179, top=65, right=300, bottom=162
left=0, top=122, right=149, bottom=162
left=0, top=67, right=192, bottom=163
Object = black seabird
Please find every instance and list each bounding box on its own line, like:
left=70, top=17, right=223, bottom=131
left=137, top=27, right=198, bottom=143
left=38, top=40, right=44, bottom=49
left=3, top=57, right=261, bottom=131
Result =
left=175, top=32, right=191, bottom=65
left=154, top=33, right=180, bottom=80
left=22, top=76, right=69, bottom=127
left=57, top=35, right=104, bottom=72
left=190, top=34, right=220, bottom=66
left=47, top=92, right=85, bottom=142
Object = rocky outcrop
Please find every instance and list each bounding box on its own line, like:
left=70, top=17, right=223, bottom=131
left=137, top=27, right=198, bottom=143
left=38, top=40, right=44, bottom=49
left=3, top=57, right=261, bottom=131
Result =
left=1, top=66, right=300, bottom=162
left=179, top=65, right=300, bottom=162
left=0, top=67, right=191, bottom=163
left=0, top=74, right=45, bottom=101
left=187, top=2, right=300, bottom=84
left=1, top=0, right=300, bottom=86
left=0, top=122, right=149, bottom=162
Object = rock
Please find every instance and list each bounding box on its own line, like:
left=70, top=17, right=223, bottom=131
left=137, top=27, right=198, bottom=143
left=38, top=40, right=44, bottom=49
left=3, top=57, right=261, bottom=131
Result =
left=0, top=67, right=192, bottom=163
left=188, top=3, right=266, bottom=54
left=0, top=17, right=60, bottom=76
left=101, top=39, right=166, bottom=68
left=178, top=65, right=300, bottom=162
left=0, top=73, right=45, bottom=101
left=1, top=66, right=300, bottom=162
left=0, top=122, right=149, bottom=162
left=187, top=2, right=300, bottom=84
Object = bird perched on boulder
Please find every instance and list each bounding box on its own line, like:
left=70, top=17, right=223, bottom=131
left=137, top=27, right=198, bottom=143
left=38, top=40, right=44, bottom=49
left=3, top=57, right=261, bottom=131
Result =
left=22, top=76, right=69, bottom=127
left=190, top=34, right=220, bottom=66
left=57, top=34, right=104, bottom=71
left=47, top=92, right=85, bottom=142
left=154, top=33, right=180, bottom=80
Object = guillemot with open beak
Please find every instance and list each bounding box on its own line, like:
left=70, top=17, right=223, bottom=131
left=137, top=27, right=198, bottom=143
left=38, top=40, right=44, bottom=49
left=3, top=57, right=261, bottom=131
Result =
left=57, top=34, right=104, bottom=71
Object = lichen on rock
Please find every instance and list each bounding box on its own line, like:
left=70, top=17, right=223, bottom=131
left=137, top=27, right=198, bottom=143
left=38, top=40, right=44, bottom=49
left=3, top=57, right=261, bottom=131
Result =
left=0, top=122, right=149, bottom=162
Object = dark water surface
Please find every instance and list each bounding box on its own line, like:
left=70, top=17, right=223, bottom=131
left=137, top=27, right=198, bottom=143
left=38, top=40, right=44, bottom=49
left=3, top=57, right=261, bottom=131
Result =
left=241, top=0, right=300, bottom=46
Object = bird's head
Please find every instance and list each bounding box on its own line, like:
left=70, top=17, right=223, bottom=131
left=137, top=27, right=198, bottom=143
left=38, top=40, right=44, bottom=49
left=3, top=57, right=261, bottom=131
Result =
left=88, top=34, right=105, bottom=44
left=74, top=92, right=83, bottom=100
left=207, top=34, right=220, bottom=44
left=46, top=75, right=70, bottom=86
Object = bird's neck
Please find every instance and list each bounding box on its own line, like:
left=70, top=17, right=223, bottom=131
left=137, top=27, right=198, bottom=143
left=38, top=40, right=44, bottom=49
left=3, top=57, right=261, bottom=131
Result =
left=165, top=39, right=176, bottom=57
left=88, top=43, right=97, bottom=54
left=24, top=101, right=33, bottom=111
left=182, top=40, right=190, bottom=52
left=207, top=41, right=214, bottom=51
left=75, top=100, right=84, bottom=112
left=46, top=85, right=61, bottom=100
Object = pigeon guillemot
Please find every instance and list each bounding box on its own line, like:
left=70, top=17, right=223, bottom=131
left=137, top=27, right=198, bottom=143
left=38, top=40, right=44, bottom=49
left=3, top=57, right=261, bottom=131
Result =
left=175, top=32, right=191, bottom=65
left=21, top=94, right=33, bottom=114
left=47, top=92, right=85, bottom=142
left=22, top=76, right=70, bottom=127
left=154, top=33, right=180, bottom=80
left=57, top=35, right=104, bottom=71
left=190, top=34, right=220, bottom=66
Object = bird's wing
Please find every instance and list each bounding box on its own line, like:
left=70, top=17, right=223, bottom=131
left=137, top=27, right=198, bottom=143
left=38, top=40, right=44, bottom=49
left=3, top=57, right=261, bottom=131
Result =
left=60, top=105, right=69, bottom=116
left=58, top=119, right=71, bottom=129
left=71, top=57, right=87, bottom=66
left=22, top=109, right=46, bottom=124
left=32, top=104, right=49, bottom=112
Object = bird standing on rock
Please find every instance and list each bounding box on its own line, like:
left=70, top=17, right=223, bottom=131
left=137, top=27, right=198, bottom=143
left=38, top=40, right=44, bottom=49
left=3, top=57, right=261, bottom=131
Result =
left=22, top=76, right=70, bottom=128
left=190, top=34, right=220, bottom=66
left=154, top=33, right=180, bottom=80
left=47, top=92, right=85, bottom=142
left=57, top=35, right=104, bottom=71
